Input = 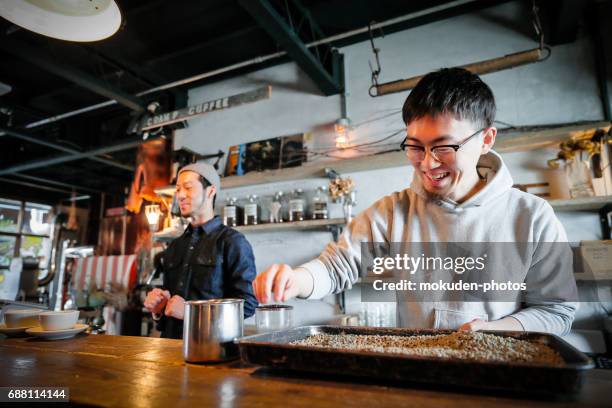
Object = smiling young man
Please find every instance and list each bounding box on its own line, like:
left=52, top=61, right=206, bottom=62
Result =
left=144, top=162, right=258, bottom=338
left=253, top=67, right=577, bottom=336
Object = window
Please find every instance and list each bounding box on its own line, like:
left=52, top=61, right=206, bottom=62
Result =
left=20, top=235, right=52, bottom=269
left=0, top=199, right=53, bottom=272
left=0, top=235, right=17, bottom=268
left=0, top=199, right=21, bottom=233
left=22, top=202, right=52, bottom=235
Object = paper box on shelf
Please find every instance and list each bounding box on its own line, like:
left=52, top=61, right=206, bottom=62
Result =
left=594, top=137, right=612, bottom=196
left=578, top=240, right=612, bottom=280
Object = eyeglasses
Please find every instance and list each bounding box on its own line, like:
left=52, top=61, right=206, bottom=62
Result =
left=400, top=128, right=484, bottom=162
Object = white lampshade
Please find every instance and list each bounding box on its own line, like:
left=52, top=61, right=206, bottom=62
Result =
left=0, top=0, right=122, bottom=42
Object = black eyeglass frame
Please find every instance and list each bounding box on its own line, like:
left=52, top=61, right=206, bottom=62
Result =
left=400, top=128, right=485, bottom=158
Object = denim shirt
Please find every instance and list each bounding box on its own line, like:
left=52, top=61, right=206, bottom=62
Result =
left=156, top=216, right=258, bottom=339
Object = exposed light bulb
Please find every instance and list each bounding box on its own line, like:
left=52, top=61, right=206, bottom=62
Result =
left=334, top=117, right=352, bottom=149
left=145, top=204, right=161, bottom=231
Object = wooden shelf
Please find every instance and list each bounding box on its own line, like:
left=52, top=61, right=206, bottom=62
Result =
left=548, top=195, right=612, bottom=211
left=152, top=196, right=610, bottom=243
left=494, top=121, right=610, bottom=152
left=156, top=121, right=610, bottom=193
left=235, top=218, right=345, bottom=233
left=153, top=218, right=345, bottom=242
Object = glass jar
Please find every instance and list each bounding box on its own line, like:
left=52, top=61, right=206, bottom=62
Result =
left=255, top=305, right=294, bottom=333
left=289, top=189, right=305, bottom=222
left=311, top=186, right=329, bottom=220
left=269, top=191, right=284, bottom=223
left=223, top=197, right=238, bottom=227
left=244, top=194, right=260, bottom=225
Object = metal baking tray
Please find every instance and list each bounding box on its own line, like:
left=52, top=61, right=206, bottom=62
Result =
left=237, top=325, right=594, bottom=395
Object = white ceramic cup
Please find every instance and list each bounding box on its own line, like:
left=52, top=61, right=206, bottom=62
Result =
left=39, top=310, right=80, bottom=331
left=3, top=309, right=41, bottom=328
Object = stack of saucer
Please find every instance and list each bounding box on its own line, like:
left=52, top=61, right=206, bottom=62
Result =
left=0, top=308, right=42, bottom=336
left=26, top=310, right=87, bottom=340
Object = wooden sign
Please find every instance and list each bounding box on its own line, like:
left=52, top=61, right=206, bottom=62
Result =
left=106, top=207, right=126, bottom=217
left=131, top=86, right=271, bottom=133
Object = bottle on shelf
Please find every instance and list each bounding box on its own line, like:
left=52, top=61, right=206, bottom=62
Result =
left=269, top=191, right=284, bottom=223
left=311, top=186, right=329, bottom=220
left=289, top=189, right=305, bottom=222
left=223, top=197, right=238, bottom=227
left=244, top=194, right=260, bottom=225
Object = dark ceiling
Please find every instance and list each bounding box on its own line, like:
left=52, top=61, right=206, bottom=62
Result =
left=0, top=0, right=597, bottom=206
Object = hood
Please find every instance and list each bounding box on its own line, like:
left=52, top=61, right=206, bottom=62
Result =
left=410, top=150, right=514, bottom=209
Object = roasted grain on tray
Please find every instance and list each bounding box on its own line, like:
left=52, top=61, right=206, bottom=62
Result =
left=290, top=331, right=564, bottom=366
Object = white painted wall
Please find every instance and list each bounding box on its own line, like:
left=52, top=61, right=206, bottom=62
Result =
left=174, top=1, right=608, bottom=327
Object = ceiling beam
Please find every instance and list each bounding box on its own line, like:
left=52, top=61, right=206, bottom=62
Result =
left=0, top=127, right=134, bottom=172
left=0, top=137, right=144, bottom=176
left=0, top=40, right=146, bottom=112
left=540, top=0, right=585, bottom=45
left=238, top=0, right=341, bottom=96
left=0, top=176, right=81, bottom=196
left=12, top=173, right=104, bottom=194
left=145, top=26, right=260, bottom=67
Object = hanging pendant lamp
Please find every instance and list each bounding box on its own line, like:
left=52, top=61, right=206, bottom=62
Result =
left=0, top=0, right=122, bottom=42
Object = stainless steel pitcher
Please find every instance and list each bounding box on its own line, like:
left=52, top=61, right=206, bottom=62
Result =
left=183, top=298, right=244, bottom=363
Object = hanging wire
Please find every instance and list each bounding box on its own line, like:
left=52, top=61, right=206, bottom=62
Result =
left=304, top=128, right=405, bottom=158
left=532, top=0, right=544, bottom=50
left=353, top=109, right=402, bottom=128
left=284, top=0, right=294, bottom=31
left=532, top=0, right=552, bottom=62
left=368, top=21, right=384, bottom=97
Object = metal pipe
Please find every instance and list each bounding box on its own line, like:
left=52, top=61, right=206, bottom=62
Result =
left=0, top=176, right=76, bottom=194
left=590, top=4, right=611, bottom=120
left=0, top=127, right=134, bottom=171
left=307, top=0, right=477, bottom=48
left=12, top=173, right=103, bottom=194
left=17, top=0, right=479, bottom=129
left=0, top=40, right=145, bottom=112
left=0, top=138, right=142, bottom=176
left=61, top=195, right=91, bottom=202
left=340, top=53, right=348, bottom=119
left=37, top=213, right=58, bottom=288
left=372, top=48, right=543, bottom=96
left=97, top=192, right=105, bottom=255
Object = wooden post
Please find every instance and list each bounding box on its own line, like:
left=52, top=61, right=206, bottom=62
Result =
left=373, top=48, right=542, bottom=96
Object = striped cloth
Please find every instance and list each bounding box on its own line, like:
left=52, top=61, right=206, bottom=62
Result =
left=72, top=255, right=137, bottom=292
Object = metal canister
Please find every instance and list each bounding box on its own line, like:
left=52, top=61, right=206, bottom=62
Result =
left=183, top=299, right=244, bottom=363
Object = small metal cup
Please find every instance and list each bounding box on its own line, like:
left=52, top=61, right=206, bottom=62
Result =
left=183, top=299, right=244, bottom=363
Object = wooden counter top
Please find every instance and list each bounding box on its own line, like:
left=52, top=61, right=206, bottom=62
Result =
left=1, top=333, right=611, bottom=407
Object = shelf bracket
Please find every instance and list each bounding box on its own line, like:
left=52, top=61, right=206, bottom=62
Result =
left=600, top=204, right=612, bottom=239
left=327, top=224, right=343, bottom=242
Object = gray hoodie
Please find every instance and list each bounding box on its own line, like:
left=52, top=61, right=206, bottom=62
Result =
left=297, top=151, right=577, bottom=336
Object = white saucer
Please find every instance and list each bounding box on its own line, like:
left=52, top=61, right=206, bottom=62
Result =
left=25, top=324, right=88, bottom=340
left=0, top=323, right=35, bottom=336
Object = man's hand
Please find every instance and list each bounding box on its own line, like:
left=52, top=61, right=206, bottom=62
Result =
left=164, top=295, right=186, bottom=320
left=459, top=316, right=524, bottom=332
left=144, top=288, right=171, bottom=315
left=253, top=264, right=313, bottom=304
left=458, top=318, right=488, bottom=332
